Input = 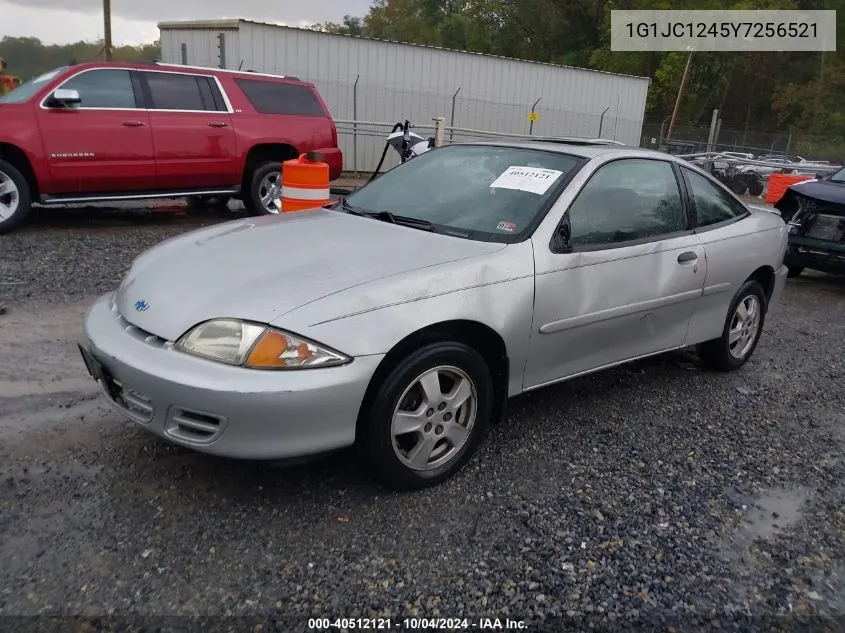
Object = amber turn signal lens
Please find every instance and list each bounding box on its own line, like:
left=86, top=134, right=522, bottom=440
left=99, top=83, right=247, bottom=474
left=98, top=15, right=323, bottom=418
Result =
left=246, top=330, right=289, bottom=367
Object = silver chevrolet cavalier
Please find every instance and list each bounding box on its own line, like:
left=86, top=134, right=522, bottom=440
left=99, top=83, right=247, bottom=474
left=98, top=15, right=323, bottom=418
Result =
left=80, top=140, right=789, bottom=490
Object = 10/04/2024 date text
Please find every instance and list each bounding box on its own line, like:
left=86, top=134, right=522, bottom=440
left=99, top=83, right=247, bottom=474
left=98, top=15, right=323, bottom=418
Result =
left=308, top=618, right=528, bottom=630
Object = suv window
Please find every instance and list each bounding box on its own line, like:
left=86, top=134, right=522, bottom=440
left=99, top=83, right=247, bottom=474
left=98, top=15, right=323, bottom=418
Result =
left=683, top=168, right=747, bottom=228
left=234, top=79, right=324, bottom=116
left=144, top=72, right=216, bottom=111
left=0, top=67, right=68, bottom=104
left=566, top=158, right=686, bottom=247
left=59, top=69, right=137, bottom=109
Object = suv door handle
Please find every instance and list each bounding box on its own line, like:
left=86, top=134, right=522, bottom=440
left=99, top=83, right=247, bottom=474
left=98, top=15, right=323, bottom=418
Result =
left=208, top=121, right=228, bottom=127
left=122, top=120, right=146, bottom=127
left=677, top=251, right=698, bottom=263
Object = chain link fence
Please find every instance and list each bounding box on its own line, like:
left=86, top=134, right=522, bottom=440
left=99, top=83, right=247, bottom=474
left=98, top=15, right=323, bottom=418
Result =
left=310, top=77, right=845, bottom=175
left=640, top=119, right=845, bottom=163
left=314, top=78, right=642, bottom=174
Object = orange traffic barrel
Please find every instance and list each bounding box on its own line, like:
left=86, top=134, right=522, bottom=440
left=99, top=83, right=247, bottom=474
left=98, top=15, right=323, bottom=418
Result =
left=281, top=151, right=331, bottom=212
left=765, top=173, right=814, bottom=204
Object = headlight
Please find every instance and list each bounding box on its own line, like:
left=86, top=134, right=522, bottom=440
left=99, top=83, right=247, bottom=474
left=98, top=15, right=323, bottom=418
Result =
left=175, top=319, right=350, bottom=369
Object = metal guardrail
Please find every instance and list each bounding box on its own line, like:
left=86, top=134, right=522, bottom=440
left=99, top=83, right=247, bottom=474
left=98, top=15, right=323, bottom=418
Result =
left=332, top=120, right=842, bottom=176
left=333, top=119, right=624, bottom=145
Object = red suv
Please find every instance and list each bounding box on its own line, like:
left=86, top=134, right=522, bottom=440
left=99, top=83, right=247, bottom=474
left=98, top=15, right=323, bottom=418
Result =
left=0, top=61, right=343, bottom=233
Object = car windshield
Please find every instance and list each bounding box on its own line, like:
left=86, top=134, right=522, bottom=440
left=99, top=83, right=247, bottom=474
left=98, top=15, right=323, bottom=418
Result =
left=0, top=67, right=68, bottom=103
left=829, top=167, right=845, bottom=182
left=341, top=144, right=583, bottom=242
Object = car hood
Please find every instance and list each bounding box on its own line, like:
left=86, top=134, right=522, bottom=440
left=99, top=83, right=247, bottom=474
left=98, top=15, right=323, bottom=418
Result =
left=116, top=209, right=505, bottom=342
left=787, top=179, right=845, bottom=205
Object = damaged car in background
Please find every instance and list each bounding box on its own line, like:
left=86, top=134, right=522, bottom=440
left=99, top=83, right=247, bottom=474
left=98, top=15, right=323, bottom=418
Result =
left=775, top=166, right=845, bottom=277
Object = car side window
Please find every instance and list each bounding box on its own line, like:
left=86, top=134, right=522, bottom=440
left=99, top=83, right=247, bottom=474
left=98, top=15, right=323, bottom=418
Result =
left=566, top=158, right=686, bottom=247
left=60, top=69, right=137, bottom=109
left=144, top=72, right=207, bottom=111
left=234, top=79, right=325, bottom=116
left=683, top=168, right=747, bottom=228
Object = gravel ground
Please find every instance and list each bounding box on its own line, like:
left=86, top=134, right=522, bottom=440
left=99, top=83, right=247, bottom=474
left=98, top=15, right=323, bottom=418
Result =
left=0, top=206, right=844, bottom=632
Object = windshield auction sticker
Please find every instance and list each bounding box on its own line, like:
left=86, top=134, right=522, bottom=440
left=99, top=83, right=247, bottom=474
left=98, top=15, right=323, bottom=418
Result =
left=490, top=166, right=563, bottom=195
left=610, top=9, right=836, bottom=51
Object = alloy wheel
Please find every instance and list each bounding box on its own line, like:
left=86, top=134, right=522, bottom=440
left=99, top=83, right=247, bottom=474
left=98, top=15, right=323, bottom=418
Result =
left=259, top=172, right=282, bottom=214
left=390, top=365, right=478, bottom=471
left=728, top=295, right=761, bottom=359
left=0, top=171, right=20, bottom=221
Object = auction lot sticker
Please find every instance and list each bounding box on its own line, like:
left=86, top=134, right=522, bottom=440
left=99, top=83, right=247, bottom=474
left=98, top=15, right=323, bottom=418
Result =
left=490, top=166, right=563, bottom=195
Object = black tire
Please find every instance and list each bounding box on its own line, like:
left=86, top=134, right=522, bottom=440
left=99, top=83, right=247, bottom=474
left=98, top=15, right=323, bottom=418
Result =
left=747, top=177, right=764, bottom=197
left=243, top=161, right=282, bottom=216
left=726, top=176, right=747, bottom=195
left=697, top=279, right=767, bottom=372
left=359, top=341, right=495, bottom=491
left=787, top=266, right=804, bottom=278
left=187, top=195, right=231, bottom=212
left=0, top=159, right=32, bottom=234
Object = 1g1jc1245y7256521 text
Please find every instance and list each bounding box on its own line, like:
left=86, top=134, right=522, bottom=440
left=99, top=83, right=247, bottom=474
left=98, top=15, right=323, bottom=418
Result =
left=610, top=10, right=835, bottom=51
left=626, top=21, right=818, bottom=39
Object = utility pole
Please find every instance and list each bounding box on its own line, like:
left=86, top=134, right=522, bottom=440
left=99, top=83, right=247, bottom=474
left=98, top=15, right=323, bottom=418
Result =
left=103, top=0, right=113, bottom=61
left=666, top=50, right=693, bottom=142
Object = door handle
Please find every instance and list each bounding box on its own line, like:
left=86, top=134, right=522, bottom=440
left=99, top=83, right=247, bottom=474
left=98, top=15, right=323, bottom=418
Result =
left=122, top=120, right=145, bottom=127
left=208, top=121, right=228, bottom=128
left=677, top=251, right=698, bottom=263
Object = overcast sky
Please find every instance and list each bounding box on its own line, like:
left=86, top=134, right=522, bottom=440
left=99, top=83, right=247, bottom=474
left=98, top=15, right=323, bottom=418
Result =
left=0, top=0, right=373, bottom=45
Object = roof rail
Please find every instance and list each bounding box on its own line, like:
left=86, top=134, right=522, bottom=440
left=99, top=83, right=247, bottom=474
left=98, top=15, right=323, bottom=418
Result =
left=533, top=136, right=625, bottom=146
left=151, top=61, right=294, bottom=80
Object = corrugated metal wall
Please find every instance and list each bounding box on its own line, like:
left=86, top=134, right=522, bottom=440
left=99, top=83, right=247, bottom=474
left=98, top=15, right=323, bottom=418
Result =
left=160, top=26, right=240, bottom=72
left=160, top=21, right=650, bottom=173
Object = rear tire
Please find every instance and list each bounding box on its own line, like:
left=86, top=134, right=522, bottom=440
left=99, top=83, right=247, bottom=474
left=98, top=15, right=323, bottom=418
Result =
left=726, top=176, right=747, bottom=195
left=787, top=266, right=804, bottom=278
left=747, top=177, right=764, bottom=197
left=359, top=341, right=494, bottom=491
left=697, top=280, right=767, bottom=372
left=243, top=161, right=283, bottom=216
left=0, top=160, right=32, bottom=234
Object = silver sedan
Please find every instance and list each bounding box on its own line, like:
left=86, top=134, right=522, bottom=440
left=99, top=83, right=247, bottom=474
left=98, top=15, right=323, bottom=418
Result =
left=80, top=140, right=789, bottom=490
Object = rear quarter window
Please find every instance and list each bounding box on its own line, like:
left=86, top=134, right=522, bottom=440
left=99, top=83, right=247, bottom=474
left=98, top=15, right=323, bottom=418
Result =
left=234, top=78, right=325, bottom=116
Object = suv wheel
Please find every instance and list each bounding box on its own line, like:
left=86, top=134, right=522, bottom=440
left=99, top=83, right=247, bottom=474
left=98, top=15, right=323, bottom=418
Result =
left=244, top=161, right=283, bottom=216
left=0, top=160, right=32, bottom=234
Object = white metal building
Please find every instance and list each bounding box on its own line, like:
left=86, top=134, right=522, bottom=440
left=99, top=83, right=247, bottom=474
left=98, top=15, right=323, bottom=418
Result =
left=158, top=19, right=651, bottom=172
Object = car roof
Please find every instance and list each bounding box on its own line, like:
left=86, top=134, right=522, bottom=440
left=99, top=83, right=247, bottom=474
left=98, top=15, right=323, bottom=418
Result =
left=453, top=139, right=677, bottom=161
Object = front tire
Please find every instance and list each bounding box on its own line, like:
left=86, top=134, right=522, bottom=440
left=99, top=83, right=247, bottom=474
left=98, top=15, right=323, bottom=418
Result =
left=243, top=161, right=282, bottom=216
left=787, top=265, right=804, bottom=278
left=0, top=160, right=32, bottom=234
left=360, top=341, right=494, bottom=491
left=698, top=280, right=767, bottom=372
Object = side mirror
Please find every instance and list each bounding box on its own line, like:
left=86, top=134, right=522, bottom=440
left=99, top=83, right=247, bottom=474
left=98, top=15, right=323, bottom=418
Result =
left=46, top=88, right=81, bottom=108
left=551, top=217, right=573, bottom=254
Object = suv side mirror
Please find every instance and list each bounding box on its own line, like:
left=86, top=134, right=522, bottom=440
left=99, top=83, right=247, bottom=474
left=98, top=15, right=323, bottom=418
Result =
left=46, top=88, right=81, bottom=108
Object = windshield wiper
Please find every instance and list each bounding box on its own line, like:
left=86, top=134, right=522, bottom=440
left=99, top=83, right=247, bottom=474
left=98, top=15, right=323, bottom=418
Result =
left=339, top=199, right=434, bottom=231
